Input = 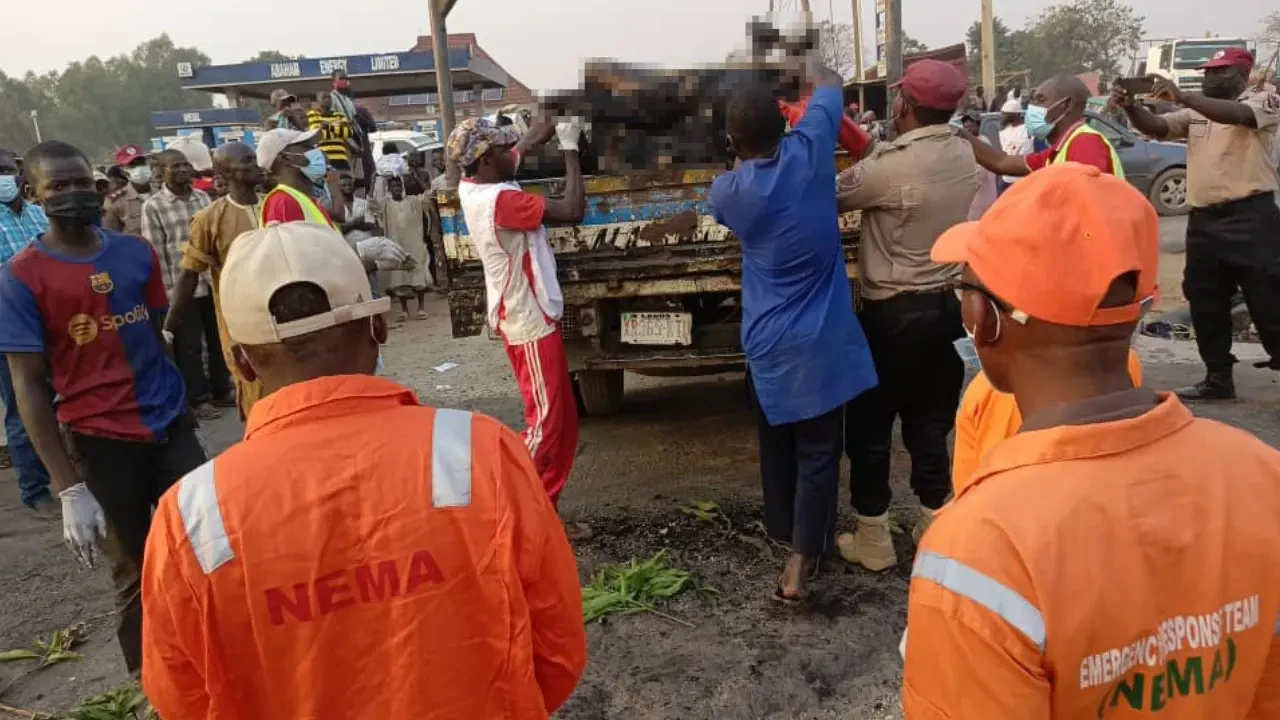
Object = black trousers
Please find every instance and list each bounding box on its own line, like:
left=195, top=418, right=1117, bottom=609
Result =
left=1184, top=192, right=1280, bottom=372
left=174, top=296, right=232, bottom=403
left=749, top=373, right=843, bottom=557
left=846, top=291, right=964, bottom=516
left=67, top=415, right=207, bottom=674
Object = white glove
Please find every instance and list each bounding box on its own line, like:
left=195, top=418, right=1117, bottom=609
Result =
left=60, top=482, right=107, bottom=568
left=356, top=237, right=409, bottom=270
left=556, top=118, right=584, bottom=152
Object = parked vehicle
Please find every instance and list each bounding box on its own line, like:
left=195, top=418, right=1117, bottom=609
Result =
left=1138, top=37, right=1251, bottom=94
left=368, top=130, right=441, bottom=162
left=980, top=111, right=1189, bottom=215
left=437, top=162, right=861, bottom=416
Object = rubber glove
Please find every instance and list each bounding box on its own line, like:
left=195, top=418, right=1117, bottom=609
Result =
left=60, top=482, right=107, bottom=568
left=356, top=237, right=409, bottom=270
left=556, top=118, right=585, bottom=152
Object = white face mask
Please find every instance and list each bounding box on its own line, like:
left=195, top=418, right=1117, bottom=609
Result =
left=128, top=166, right=153, bottom=186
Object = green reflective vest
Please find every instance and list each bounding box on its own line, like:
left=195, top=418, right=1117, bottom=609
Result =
left=259, top=183, right=335, bottom=229
left=1051, top=123, right=1125, bottom=179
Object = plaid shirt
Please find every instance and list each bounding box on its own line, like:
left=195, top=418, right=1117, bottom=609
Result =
left=141, top=186, right=211, bottom=296
left=0, top=201, right=49, bottom=266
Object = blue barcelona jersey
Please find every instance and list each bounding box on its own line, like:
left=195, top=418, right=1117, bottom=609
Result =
left=0, top=228, right=186, bottom=442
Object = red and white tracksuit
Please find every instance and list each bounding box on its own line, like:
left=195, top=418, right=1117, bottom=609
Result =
left=458, top=179, right=579, bottom=503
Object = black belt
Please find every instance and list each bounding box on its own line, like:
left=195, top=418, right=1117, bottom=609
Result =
left=1193, top=191, right=1275, bottom=214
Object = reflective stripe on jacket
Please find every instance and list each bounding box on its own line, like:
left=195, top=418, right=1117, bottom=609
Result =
left=140, top=375, right=586, bottom=720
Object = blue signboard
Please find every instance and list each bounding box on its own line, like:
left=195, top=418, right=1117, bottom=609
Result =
left=181, top=49, right=473, bottom=88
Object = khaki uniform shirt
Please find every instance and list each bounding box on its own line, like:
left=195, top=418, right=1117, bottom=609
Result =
left=182, top=196, right=263, bottom=419
left=1163, top=88, right=1280, bottom=208
left=103, top=185, right=151, bottom=237
left=836, top=125, right=980, bottom=301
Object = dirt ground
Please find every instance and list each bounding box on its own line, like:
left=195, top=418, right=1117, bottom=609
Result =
left=4, top=251, right=1280, bottom=718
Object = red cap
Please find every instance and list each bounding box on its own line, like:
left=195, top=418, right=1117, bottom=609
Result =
left=114, top=145, right=146, bottom=167
left=932, top=163, right=1159, bottom=328
left=1199, top=48, right=1254, bottom=72
left=892, top=59, right=967, bottom=111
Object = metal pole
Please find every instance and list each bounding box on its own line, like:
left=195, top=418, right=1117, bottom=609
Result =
left=852, top=0, right=865, bottom=107
left=885, top=0, right=902, bottom=134
left=430, top=0, right=459, bottom=187
left=29, top=110, right=42, bottom=143
left=981, top=0, right=997, bottom=107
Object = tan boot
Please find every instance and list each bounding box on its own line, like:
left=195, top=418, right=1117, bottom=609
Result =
left=912, top=506, right=936, bottom=546
left=836, top=513, right=898, bottom=571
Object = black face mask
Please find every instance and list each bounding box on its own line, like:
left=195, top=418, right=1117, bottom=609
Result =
left=1202, top=74, right=1244, bottom=100
left=44, top=189, right=103, bottom=228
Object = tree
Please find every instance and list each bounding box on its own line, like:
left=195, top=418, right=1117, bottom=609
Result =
left=967, top=18, right=1031, bottom=83
left=1026, top=0, right=1145, bottom=79
left=0, top=34, right=216, bottom=162
left=903, top=35, right=929, bottom=55
left=1258, top=12, right=1280, bottom=69
left=817, top=21, right=855, bottom=79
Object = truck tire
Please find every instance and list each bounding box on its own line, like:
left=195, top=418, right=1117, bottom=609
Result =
left=1149, top=167, right=1189, bottom=216
left=575, top=370, right=624, bottom=417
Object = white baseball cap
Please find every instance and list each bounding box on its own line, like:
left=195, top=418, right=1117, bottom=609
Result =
left=256, top=128, right=319, bottom=171
left=221, top=221, right=390, bottom=345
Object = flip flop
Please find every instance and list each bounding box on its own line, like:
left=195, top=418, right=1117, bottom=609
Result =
left=415, top=310, right=428, bottom=320
left=773, top=584, right=810, bottom=605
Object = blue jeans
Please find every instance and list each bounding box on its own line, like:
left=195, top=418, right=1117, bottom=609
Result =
left=0, top=358, right=52, bottom=507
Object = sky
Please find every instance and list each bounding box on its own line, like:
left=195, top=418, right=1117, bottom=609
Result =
left=1, top=0, right=1273, bottom=92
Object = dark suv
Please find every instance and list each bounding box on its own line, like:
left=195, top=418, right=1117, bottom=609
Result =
left=980, top=111, right=1189, bottom=216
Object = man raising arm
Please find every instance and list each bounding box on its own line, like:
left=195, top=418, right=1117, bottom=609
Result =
left=1113, top=48, right=1280, bottom=402
left=959, top=74, right=1120, bottom=178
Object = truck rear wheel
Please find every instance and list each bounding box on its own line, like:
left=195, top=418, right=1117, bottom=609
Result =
left=575, top=370, right=624, bottom=417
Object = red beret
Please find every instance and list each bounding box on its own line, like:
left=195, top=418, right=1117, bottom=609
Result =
left=893, top=59, right=967, bottom=111
left=1199, top=48, right=1254, bottom=72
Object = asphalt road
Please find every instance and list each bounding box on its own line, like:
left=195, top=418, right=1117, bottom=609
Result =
left=1159, top=214, right=1187, bottom=253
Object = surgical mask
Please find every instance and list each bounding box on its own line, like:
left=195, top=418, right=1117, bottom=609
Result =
left=43, top=190, right=103, bottom=228
left=127, top=165, right=153, bottom=186
left=1024, top=104, right=1056, bottom=141
left=952, top=328, right=982, bottom=371
left=0, top=175, right=19, bottom=204
left=301, top=148, right=328, bottom=182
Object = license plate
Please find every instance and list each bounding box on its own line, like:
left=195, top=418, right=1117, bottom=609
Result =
left=620, top=312, right=693, bottom=346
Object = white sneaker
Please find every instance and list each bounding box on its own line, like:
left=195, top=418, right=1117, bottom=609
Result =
left=836, top=513, right=898, bottom=571
left=912, top=506, right=936, bottom=546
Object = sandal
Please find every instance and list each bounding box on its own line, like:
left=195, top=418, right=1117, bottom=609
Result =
left=773, top=583, right=810, bottom=605
left=397, top=311, right=409, bottom=323
left=415, top=310, right=428, bottom=320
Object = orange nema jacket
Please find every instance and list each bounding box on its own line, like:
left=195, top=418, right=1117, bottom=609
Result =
left=141, top=375, right=586, bottom=719
left=905, top=394, right=1280, bottom=719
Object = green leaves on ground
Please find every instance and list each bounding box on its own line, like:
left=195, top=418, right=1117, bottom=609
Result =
left=0, top=626, right=86, bottom=667
left=678, top=499, right=787, bottom=559
left=65, top=684, right=153, bottom=720
left=582, top=551, right=712, bottom=627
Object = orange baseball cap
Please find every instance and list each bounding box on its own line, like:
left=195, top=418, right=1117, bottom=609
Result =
left=932, top=162, right=1159, bottom=327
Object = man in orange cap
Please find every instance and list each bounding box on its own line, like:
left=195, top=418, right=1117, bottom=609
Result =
left=902, top=163, right=1280, bottom=718
left=834, top=59, right=979, bottom=571
left=140, top=221, right=585, bottom=719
